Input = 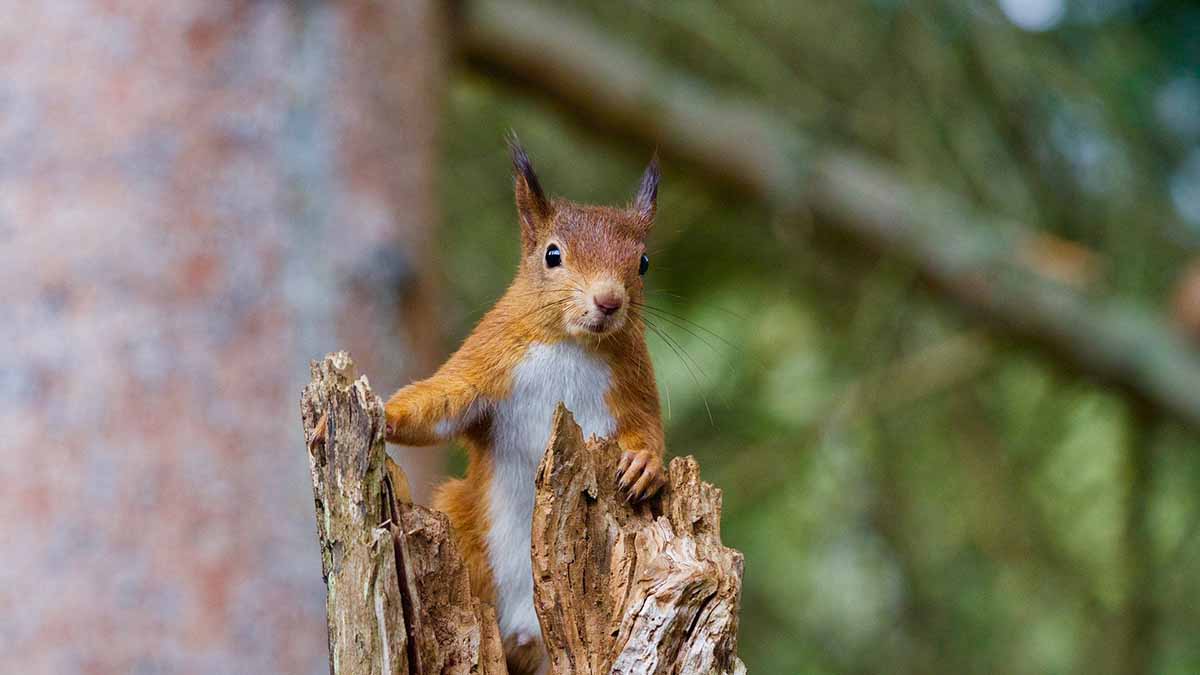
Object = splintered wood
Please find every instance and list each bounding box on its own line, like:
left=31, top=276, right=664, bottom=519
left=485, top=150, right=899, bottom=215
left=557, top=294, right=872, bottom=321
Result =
left=301, top=352, right=504, bottom=675
left=533, top=404, right=746, bottom=675
left=303, top=353, right=744, bottom=674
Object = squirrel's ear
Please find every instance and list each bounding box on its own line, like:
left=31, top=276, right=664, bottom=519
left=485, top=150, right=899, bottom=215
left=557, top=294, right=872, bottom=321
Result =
left=509, top=135, right=550, bottom=251
left=632, top=154, right=660, bottom=227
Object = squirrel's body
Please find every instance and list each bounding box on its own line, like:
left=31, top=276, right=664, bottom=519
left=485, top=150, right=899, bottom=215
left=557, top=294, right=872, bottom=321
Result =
left=383, top=143, right=665, bottom=675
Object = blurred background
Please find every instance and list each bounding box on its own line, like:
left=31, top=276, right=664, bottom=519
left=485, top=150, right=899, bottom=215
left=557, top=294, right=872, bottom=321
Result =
left=4, top=0, right=1200, bottom=673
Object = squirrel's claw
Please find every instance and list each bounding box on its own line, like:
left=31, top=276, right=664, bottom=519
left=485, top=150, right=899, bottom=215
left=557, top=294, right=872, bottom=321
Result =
left=629, top=469, right=660, bottom=502
left=617, top=449, right=664, bottom=502
left=618, top=450, right=646, bottom=491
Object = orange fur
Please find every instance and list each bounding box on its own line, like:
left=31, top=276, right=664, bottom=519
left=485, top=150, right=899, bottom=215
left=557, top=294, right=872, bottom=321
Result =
left=384, top=143, right=665, bottom=674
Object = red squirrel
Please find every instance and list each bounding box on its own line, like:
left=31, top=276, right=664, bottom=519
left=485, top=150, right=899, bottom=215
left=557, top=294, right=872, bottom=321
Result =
left=384, top=140, right=666, bottom=674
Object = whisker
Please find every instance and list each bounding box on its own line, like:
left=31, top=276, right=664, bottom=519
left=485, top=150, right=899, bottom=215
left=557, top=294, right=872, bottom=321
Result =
left=465, top=288, right=576, bottom=316
left=645, top=314, right=712, bottom=385
left=643, top=290, right=750, bottom=323
left=474, top=296, right=577, bottom=352
left=636, top=303, right=739, bottom=410
left=646, top=289, right=686, bottom=299
left=640, top=313, right=715, bottom=427
left=632, top=301, right=741, bottom=353
left=662, top=369, right=672, bottom=420
left=503, top=289, right=577, bottom=301
left=633, top=303, right=725, bottom=356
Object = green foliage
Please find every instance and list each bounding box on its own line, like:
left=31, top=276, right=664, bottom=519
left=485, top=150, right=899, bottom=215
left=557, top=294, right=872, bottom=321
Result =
left=439, top=2, right=1200, bottom=672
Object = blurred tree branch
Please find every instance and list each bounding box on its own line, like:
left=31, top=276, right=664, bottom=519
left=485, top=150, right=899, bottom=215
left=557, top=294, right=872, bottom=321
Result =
left=457, top=0, right=1200, bottom=431
left=1118, top=405, right=1159, bottom=675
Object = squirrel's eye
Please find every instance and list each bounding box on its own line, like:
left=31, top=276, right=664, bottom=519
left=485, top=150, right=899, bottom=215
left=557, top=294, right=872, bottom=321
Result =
left=545, top=244, right=562, bottom=268
left=639, top=254, right=649, bottom=276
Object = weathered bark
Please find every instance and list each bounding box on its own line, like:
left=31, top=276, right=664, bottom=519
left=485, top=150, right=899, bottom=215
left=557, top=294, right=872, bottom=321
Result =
left=393, top=494, right=507, bottom=674
left=302, top=352, right=408, bottom=674
left=302, top=352, right=505, bottom=675
left=533, top=405, right=746, bottom=675
left=303, top=354, right=744, bottom=674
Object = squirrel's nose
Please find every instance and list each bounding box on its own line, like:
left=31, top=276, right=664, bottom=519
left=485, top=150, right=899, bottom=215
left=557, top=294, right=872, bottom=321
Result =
left=593, top=293, right=624, bottom=316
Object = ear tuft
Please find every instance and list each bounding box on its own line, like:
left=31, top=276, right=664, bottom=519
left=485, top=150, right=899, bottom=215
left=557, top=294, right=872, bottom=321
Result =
left=507, top=132, right=550, bottom=251
left=508, top=133, right=545, bottom=205
left=633, top=153, right=660, bottom=224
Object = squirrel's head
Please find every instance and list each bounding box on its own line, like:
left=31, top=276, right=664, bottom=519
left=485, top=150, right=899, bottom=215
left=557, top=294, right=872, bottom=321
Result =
left=509, top=138, right=658, bottom=340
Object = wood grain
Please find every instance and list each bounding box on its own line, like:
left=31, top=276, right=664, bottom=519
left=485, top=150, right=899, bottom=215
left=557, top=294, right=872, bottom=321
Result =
left=533, top=404, right=745, bottom=675
left=302, top=352, right=506, bottom=675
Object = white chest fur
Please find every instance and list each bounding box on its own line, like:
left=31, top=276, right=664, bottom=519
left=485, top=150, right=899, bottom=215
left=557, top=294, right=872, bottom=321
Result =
left=487, top=341, right=616, bottom=641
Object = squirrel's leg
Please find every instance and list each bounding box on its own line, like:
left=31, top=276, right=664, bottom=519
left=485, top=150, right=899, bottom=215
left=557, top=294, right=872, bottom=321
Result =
left=610, top=344, right=668, bottom=502
left=612, top=406, right=667, bottom=503
left=383, top=373, right=483, bottom=446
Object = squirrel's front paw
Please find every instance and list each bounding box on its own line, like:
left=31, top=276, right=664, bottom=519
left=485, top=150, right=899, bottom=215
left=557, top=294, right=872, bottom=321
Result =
left=383, top=399, right=412, bottom=443
left=617, top=449, right=665, bottom=502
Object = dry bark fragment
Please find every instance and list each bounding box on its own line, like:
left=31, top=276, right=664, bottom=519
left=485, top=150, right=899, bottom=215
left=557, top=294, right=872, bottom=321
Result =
left=396, top=501, right=507, bottom=674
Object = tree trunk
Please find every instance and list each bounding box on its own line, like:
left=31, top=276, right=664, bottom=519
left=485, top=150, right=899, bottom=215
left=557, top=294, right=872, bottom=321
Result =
left=2, top=3, right=445, bottom=671
left=302, top=353, right=744, bottom=674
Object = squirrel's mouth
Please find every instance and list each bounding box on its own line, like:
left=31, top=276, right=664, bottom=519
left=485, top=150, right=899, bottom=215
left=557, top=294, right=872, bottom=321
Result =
left=571, top=313, right=624, bottom=337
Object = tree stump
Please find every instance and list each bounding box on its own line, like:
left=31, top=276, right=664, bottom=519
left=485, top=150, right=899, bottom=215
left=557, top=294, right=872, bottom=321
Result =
left=533, top=405, right=746, bottom=675
left=301, top=352, right=505, bottom=675
left=302, top=352, right=744, bottom=674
